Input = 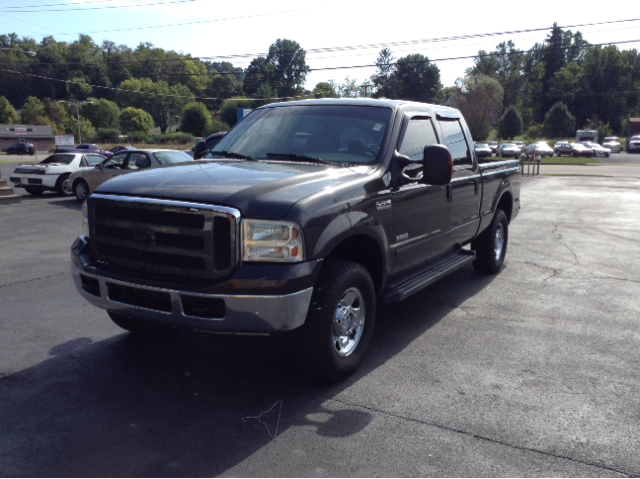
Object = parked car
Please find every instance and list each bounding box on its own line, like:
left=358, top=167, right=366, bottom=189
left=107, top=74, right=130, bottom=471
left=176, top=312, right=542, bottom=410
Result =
left=487, top=140, right=498, bottom=153
left=192, top=132, right=227, bottom=159
left=513, top=141, right=525, bottom=152
left=628, top=136, right=640, bottom=153
left=108, top=146, right=136, bottom=154
left=496, top=143, right=521, bottom=158
left=554, top=141, right=594, bottom=157
left=4, top=142, right=35, bottom=155
left=9, top=152, right=106, bottom=196
left=55, top=144, right=114, bottom=159
left=65, top=149, right=194, bottom=201
left=474, top=143, right=493, bottom=158
left=581, top=142, right=611, bottom=157
left=602, top=137, right=621, bottom=153
left=524, top=142, right=554, bottom=158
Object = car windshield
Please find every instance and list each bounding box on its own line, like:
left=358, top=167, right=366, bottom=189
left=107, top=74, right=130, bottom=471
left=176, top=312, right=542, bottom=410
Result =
left=209, top=105, right=392, bottom=166
left=153, top=151, right=194, bottom=165
left=502, top=143, right=516, bottom=147
left=475, top=144, right=488, bottom=148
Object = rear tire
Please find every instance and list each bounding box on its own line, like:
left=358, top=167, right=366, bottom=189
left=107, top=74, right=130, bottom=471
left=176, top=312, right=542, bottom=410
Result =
left=472, top=209, right=508, bottom=274
left=294, top=260, right=376, bottom=381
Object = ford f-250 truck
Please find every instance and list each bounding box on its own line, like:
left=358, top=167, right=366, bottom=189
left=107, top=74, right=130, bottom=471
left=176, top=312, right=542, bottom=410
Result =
left=71, top=99, right=521, bottom=380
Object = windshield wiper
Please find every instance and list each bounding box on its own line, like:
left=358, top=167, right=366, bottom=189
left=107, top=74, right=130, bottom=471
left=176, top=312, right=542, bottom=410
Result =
left=211, top=150, right=257, bottom=161
left=265, top=152, right=341, bottom=166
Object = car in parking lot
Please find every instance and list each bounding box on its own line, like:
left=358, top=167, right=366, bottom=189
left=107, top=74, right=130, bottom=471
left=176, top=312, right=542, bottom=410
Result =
left=581, top=142, right=611, bottom=157
left=9, top=152, right=106, bottom=196
left=496, top=143, right=521, bottom=158
left=602, top=137, right=621, bottom=153
left=554, top=141, right=594, bottom=157
left=65, top=149, right=194, bottom=201
left=4, top=142, right=35, bottom=155
left=487, top=141, right=498, bottom=153
left=629, top=136, right=640, bottom=153
left=513, top=141, right=525, bottom=152
left=524, top=142, right=554, bottom=158
left=474, top=143, right=493, bottom=158
left=55, top=143, right=114, bottom=159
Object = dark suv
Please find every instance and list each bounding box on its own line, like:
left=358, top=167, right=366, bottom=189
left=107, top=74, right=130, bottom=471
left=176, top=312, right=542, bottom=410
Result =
left=4, top=143, right=35, bottom=155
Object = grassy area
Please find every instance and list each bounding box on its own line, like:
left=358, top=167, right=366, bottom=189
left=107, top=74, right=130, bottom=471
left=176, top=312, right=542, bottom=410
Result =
left=541, top=157, right=600, bottom=165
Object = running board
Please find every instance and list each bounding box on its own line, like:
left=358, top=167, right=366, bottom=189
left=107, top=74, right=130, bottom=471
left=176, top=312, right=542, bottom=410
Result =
left=381, top=250, right=476, bottom=303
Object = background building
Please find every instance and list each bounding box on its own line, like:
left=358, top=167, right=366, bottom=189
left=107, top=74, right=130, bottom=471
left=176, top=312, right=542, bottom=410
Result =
left=1, top=125, right=54, bottom=152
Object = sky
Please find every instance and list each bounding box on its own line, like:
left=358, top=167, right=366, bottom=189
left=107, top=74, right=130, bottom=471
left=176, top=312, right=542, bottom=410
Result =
left=1, top=0, right=640, bottom=95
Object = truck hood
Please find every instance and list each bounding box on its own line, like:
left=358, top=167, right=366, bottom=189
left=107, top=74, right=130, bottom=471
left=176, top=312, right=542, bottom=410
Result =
left=94, top=160, right=370, bottom=218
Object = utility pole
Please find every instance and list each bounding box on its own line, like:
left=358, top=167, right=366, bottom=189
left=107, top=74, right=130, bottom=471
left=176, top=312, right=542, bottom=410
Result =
left=59, top=100, right=93, bottom=144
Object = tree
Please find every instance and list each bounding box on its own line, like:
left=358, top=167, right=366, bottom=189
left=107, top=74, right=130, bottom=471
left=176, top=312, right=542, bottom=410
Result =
left=313, top=82, right=338, bottom=98
left=80, top=98, right=120, bottom=129
left=253, top=84, right=277, bottom=106
left=243, top=57, right=272, bottom=98
left=371, top=48, right=397, bottom=98
left=219, top=97, right=254, bottom=127
left=60, top=116, right=96, bottom=141
left=43, top=98, right=68, bottom=125
left=392, top=54, right=441, bottom=103
left=497, top=106, right=523, bottom=140
left=451, top=75, right=503, bottom=140
left=180, top=102, right=212, bottom=137
left=19, top=97, right=45, bottom=125
left=265, top=39, right=310, bottom=98
left=67, top=77, right=93, bottom=101
left=119, top=107, right=154, bottom=133
left=543, top=102, right=575, bottom=138
left=204, top=73, right=243, bottom=110
left=0, top=96, right=20, bottom=124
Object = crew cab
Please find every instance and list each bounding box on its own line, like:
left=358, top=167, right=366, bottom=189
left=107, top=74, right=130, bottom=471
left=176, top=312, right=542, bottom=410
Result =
left=70, top=99, right=521, bottom=380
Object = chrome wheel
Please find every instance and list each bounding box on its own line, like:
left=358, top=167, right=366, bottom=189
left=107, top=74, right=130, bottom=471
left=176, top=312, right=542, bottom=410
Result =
left=62, top=180, right=73, bottom=195
left=494, top=223, right=505, bottom=261
left=333, top=287, right=365, bottom=357
left=75, top=181, right=88, bottom=201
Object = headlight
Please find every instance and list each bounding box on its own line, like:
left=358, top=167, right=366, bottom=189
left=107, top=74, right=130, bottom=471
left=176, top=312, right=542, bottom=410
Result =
left=242, top=219, right=304, bottom=262
left=82, top=200, right=90, bottom=238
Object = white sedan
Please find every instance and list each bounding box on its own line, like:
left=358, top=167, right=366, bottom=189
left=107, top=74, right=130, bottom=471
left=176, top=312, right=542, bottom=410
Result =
left=581, top=142, right=611, bottom=158
left=9, top=152, right=106, bottom=196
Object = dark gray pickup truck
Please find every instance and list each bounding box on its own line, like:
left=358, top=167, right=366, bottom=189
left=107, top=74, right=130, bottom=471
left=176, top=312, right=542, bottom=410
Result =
left=71, top=99, right=521, bottom=379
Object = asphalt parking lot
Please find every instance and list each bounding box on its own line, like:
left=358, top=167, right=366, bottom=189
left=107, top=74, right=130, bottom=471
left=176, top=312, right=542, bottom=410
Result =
left=1, top=158, right=640, bottom=476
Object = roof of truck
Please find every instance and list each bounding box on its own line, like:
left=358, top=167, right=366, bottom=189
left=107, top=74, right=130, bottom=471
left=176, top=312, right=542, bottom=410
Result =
left=258, top=97, right=459, bottom=113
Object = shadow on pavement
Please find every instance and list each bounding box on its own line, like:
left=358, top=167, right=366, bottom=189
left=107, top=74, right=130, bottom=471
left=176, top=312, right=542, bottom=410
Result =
left=0, top=266, right=496, bottom=477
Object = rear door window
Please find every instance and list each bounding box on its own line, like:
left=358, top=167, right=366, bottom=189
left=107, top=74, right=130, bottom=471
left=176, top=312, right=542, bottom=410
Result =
left=439, top=120, right=472, bottom=167
left=398, top=117, right=439, bottom=179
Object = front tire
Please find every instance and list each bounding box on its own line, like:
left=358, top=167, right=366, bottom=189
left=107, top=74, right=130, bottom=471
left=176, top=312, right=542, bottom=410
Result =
left=294, top=260, right=376, bottom=381
left=472, top=209, right=508, bottom=274
left=24, top=187, right=44, bottom=196
left=74, top=179, right=90, bottom=201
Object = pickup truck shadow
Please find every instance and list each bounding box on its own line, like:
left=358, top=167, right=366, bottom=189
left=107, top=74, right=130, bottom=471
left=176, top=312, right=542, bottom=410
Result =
left=0, top=265, right=496, bottom=477
left=14, top=192, right=82, bottom=210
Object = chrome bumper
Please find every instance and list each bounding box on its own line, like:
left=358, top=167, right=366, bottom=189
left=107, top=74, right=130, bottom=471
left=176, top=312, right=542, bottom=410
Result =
left=71, top=261, right=313, bottom=333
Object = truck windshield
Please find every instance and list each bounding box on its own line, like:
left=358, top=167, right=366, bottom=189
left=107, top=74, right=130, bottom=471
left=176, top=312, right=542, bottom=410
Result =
left=209, top=105, right=392, bottom=166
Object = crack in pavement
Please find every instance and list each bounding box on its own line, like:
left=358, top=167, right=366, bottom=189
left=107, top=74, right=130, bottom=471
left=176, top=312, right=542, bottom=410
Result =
left=324, top=396, right=633, bottom=477
left=552, top=223, right=579, bottom=266
left=0, top=272, right=67, bottom=288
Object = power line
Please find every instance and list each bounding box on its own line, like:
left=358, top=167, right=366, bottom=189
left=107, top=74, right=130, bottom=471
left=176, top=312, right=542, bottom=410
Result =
left=1, top=0, right=113, bottom=8
left=0, top=0, right=195, bottom=13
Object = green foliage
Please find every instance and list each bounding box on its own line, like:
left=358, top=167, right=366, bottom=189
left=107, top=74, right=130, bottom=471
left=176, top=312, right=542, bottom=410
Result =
left=543, top=102, right=576, bottom=138
left=205, top=74, right=243, bottom=110
left=451, top=75, right=503, bottom=141
left=203, top=120, right=230, bottom=136
left=313, top=82, right=338, bottom=99
left=253, top=84, right=277, bottom=106
left=128, top=131, right=151, bottom=143
left=266, top=39, right=310, bottom=98
left=526, top=123, right=544, bottom=140
left=498, top=107, right=524, bottom=140
left=20, top=97, right=46, bottom=124
left=180, top=102, right=212, bottom=137
left=96, top=128, right=121, bottom=142
left=150, top=132, right=195, bottom=145
left=60, top=116, right=96, bottom=142
left=81, top=98, right=120, bottom=129
left=393, top=54, right=441, bottom=103
left=0, top=96, right=20, bottom=124
left=219, top=97, right=255, bottom=127
left=119, top=107, right=154, bottom=133
left=67, top=77, right=93, bottom=101
left=371, top=48, right=397, bottom=99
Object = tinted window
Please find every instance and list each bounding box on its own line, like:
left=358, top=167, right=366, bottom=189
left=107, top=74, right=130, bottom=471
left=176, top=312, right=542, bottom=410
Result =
left=398, top=118, right=439, bottom=179
left=154, top=151, right=194, bottom=165
left=439, top=120, right=471, bottom=166
left=103, top=153, right=127, bottom=169
left=126, top=152, right=151, bottom=170
left=40, top=154, right=75, bottom=165
left=211, top=105, right=392, bottom=165
left=85, top=154, right=104, bottom=166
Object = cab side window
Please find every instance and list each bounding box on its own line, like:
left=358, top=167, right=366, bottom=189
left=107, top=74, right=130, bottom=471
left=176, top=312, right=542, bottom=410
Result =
left=398, top=118, right=439, bottom=179
left=103, top=153, right=128, bottom=169
left=126, top=152, right=151, bottom=170
left=439, top=120, right=472, bottom=167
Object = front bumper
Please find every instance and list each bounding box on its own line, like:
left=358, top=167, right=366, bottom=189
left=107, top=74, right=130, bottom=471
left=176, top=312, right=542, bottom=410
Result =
left=71, top=236, right=319, bottom=333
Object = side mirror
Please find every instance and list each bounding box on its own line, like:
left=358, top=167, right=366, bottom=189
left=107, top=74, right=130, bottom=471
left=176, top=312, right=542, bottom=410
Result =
left=193, top=140, right=206, bottom=159
left=96, top=163, right=104, bottom=170
left=423, top=145, right=453, bottom=185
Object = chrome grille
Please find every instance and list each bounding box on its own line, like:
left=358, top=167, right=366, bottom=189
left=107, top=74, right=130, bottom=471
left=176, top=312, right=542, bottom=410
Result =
left=88, top=194, right=240, bottom=280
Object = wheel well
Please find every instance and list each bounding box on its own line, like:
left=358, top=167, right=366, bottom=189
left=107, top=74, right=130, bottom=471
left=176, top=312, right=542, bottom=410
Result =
left=496, top=192, right=513, bottom=222
left=325, top=235, right=384, bottom=293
